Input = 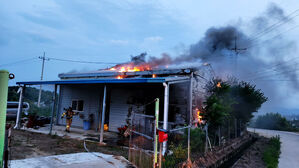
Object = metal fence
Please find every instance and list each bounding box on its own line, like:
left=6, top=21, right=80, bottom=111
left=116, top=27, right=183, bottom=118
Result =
left=129, top=112, right=155, bottom=168
left=128, top=99, right=247, bottom=168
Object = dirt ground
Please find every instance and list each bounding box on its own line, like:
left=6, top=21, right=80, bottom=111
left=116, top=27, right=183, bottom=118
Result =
left=232, top=136, right=269, bottom=168
left=10, top=129, right=128, bottom=160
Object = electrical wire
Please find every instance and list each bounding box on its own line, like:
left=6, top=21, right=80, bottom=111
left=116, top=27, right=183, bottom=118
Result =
left=248, top=8, right=299, bottom=42
left=0, top=58, right=36, bottom=67
left=247, top=24, right=299, bottom=49
left=248, top=67, right=299, bottom=81
left=244, top=25, right=299, bottom=80
left=48, top=57, right=119, bottom=64
left=246, top=58, right=299, bottom=79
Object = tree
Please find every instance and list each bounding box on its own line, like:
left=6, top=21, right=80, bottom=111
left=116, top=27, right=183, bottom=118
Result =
left=230, top=81, right=268, bottom=123
left=202, top=78, right=268, bottom=141
left=255, top=113, right=295, bottom=131
left=203, top=79, right=233, bottom=128
left=8, top=86, right=54, bottom=117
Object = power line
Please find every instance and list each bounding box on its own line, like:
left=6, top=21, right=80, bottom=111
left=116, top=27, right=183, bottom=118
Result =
left=247, top=24, right=299, bottom=49
left=0, top=58, right=36, bottom=67
left=48, top=57, right=119, bottom=64
left=248, top=66, right=299, bottom=81
left=246, top=57, right=299, bottom=79
left=248, top=8, right=299, bottom=42
left=243, top=23, right=299, bottom=80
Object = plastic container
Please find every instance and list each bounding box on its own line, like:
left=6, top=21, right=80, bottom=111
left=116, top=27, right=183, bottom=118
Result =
left=83, top=121, right=91, bottom=130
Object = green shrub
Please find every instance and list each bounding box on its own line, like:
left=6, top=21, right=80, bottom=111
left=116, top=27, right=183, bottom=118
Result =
left=263, top=136, right=281, bottom=168
left=184, top=128, right=205, bottom=153
left=163, top=144, right=187, bottom=168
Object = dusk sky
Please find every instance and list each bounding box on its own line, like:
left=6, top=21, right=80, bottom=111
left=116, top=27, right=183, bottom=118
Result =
left=1, top=0, right=299, bottom=114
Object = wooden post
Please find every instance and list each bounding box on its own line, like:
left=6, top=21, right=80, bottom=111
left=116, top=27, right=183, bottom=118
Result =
left=235, top=118, right=237, bottom=138
left=159, top=142, right=162, bottom=168
left=228, top=119, right=230, bottom=140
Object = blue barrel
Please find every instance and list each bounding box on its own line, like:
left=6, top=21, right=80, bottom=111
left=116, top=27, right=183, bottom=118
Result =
left=83, top=121, right=91, bottom=130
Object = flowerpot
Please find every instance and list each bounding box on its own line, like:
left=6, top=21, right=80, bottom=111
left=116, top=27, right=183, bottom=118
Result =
left=83, top=121, right=91, bottom=130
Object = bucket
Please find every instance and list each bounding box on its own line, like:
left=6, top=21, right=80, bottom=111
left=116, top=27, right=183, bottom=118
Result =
left=83, top=121, right=91, bottom=130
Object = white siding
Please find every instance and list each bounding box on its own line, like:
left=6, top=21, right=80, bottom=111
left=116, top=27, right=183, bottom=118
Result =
left=108, top=85, right=164, bottom=132
left=58, top=85, right=103, bottom=130
left=108, top=88, right=131, bottom=132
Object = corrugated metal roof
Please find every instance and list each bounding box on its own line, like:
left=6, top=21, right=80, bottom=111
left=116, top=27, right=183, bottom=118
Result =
left=16, top=77, right=190, bottom=85
left=58, top=68, right=193, bottom=79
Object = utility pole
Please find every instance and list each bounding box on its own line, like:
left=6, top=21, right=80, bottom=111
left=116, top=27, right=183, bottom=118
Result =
left=230, top=36, right=247, bottom=77
left=37, top=52, right=49, bottom=107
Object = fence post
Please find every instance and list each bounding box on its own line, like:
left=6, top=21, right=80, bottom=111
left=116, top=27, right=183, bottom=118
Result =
left=0, top=70, right=9, bottom=167
left=159, top=142, right=162, bottom=168
left=128, top=112, right=134, bottom=162
left=188, top=72, right=193, bottom=162
left=235, top=118, right=237, bottom=138
left=228, top=119, right=230, bottom=140
left=153, top=98, right=159, bottom=168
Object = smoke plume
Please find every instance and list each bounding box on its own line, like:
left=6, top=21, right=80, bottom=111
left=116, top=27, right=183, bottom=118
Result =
left=140, top=3, right=298, bottom=113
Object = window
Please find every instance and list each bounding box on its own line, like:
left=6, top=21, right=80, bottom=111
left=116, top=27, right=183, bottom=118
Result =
left=71, top=100, right=84, bottom=112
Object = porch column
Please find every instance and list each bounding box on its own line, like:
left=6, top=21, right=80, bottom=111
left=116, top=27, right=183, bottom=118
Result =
left=187, top=73, right=193, bottom=161
left=55, top=85, right=61, bottom=125
left=49, top=84, right=57, bottom=135
left=14, top=85, right=25, bottom=129
left=99, top=85, right=107, bottom=143
left=162, top=82, right=169, bottom=155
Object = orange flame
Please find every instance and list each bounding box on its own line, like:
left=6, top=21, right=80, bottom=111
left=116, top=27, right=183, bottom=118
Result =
left=109, top=63, right=154, bottom=72
left=117, top=75, right=123, bottom=79
left=196, top=108, right=203, bottom=124
left=152, top=74, right=157, bottom=78
left=217, top=82, right=221, bottom=88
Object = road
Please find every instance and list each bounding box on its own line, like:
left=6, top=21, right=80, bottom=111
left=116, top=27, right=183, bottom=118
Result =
left=248, top=128, right=299, bottom=168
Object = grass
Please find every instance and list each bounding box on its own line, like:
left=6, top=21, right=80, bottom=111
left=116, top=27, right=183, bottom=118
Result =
left=262, top=135, right=281, bottom=168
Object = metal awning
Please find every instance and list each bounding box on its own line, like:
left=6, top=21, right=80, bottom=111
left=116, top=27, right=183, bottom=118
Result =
left=16, top=77, right=190, bottom=85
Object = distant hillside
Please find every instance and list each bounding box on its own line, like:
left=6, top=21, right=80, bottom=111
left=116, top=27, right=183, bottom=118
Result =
left=8, top=86, right=54, bottom=117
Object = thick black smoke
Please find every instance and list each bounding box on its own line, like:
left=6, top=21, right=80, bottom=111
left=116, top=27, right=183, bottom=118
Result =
left=146, top=3, right=298, bottom=113
left=175, top=26, right=251, bottom=63
left=123, top=3, right=297, bottom=114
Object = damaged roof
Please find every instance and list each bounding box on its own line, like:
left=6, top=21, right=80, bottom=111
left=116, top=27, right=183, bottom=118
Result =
left=58, top=68, right=195, bottom=79
left=16, top=77, right=190, bottom=85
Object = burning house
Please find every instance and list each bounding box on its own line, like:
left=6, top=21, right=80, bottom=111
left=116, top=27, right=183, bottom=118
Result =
left=16, top=59, right=206, bottom=142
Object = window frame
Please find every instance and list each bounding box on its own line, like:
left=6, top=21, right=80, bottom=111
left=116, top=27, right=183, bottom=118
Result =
left=71, top=99, right=84, bottom=112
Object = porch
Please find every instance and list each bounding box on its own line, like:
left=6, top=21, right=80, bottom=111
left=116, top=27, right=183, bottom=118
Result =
left=20, top=125, right=119, bottom=142
left=16, top=76, right=192, bottom=146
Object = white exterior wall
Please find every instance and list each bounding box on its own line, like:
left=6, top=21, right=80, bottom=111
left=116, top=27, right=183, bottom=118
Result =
left=56, top=83, right=189, bottom=132
left=58, top=85, right=103, bottom=130
left=108, top=87, right=133, bottom=132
